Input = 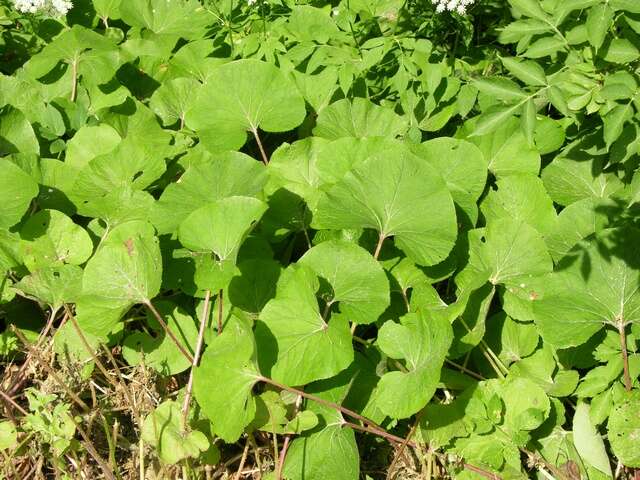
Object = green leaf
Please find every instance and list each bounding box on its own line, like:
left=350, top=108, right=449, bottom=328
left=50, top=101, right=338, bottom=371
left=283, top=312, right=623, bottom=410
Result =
left=257, top=264, right=353, bottom=386
left=544, top=198, right=608, bottom=262
left=313, top=98, right=408, bottom=140
left=284, top=380, right=359, bottom=480
left=523, top=36, right=567, bottom=58
left=13, top=265, right=83, bottom=309
left=0, top=107, right=39, bottom=156
left=82, top=221, right=162, bottom=305
left=152, top=152, right=267, bottom=235
left=410, top=137, right=488, bottom=222
left=185, top=60, right=306, bottom=152
left=603, top=103, right=634, bottom=149
left=611, top=0, right=640, bottom=13
left=141, top=400, right=209, bottom=465
left=608, top=392, right=640, bottom=467
left=287, top=5, right=340, bottom=43
left=0, top=421, right=17, bottom=451
left=64, top=124, right=121, bottom=169
left=521, top=98, right=537, bottom=147
left=464, top=118, right=541, bottom=177
left=313, top=141, right=458, bottom=266
left=469, top=103, right=524, bottom=137
left=299, top=240, right=390, bottom=325
left=456, top=219, right=552, bottom=292
left=20, top=210, right=93, bottom=271
left=481, top=174, right=556, bottom=235
left=586, top=4, right=614, bottom=50
left=119, top=0, right=211, bottom=38
left=603, top=38, right=640, bottom=64
left=0, top=161, right=39, bottom=230
left=123, top=301, right=198, bottom=375
left=149, top=77, right=200, bottom=127
left=541, top=156, right=624, bottom=206
left=474, top=77, right=528, bottom=102
left=573, top=402, right=613, bottom=476
left=178, top=197, right=267, bottom=263
left=500, top=57, right=547, bottom=86
left=23, top=25, right=119, bottom=88
left=194, top=316, right=260, bottom=443
left=534, top=227, right=640, bottom=348
left=508, top=0, right=550, bottom=20
left=376, top=312, right=453, bottom=418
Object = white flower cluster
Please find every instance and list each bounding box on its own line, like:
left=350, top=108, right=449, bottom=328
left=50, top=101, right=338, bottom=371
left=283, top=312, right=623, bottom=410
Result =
left=431, top=0, right=475, bottom=15
left=12, top=0, right=73, bottom=16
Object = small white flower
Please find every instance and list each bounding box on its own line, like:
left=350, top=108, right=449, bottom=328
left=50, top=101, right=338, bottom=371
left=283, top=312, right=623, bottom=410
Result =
left=12, top=0, right=72, bottom=16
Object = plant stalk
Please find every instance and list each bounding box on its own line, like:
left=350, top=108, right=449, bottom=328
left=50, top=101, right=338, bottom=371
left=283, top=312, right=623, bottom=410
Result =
left=182, top=290, right=212, bottom=429
left=618, top=320, right=632, bottom=391
left=144, top=299, right=194, bottom=363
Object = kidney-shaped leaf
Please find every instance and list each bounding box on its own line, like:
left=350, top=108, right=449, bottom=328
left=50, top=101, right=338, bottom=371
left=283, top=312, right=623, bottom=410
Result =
left=257, top=264, right=353, bottom=386
left=313, top=141, right=457, bottom=266
left=141, top=400, right=209, bottom=465
left=299, top=240, right=390, bottom=325
left=375, top=312, right=453, bottom=419
left=82, top=221, right=162, bottom=305
left=185, top=60, right=306, bottom=152
left=312, top=97, right=408, bottom=140
left=152, top=151, right=267, bottom=234
left=194, top=316, right=260, bottom=443
left=534, top=227, right=640, bottom=348
left=178, top=197, right=267, bottom=262
left=20, top=209, right=93, bottom=271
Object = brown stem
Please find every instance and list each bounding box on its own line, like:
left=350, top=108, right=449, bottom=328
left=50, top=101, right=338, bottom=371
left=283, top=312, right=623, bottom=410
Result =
left=252, top=127, right=269, bottom=165
left=445, top=359, right=486, bottom=381
left=182, top=290, right=212, bottom=428
left=74, top=419, right=117, bottom=480
left=99, top=343, right=139, bottom=424
left=346, top=422, right=501, bottom=480
left=0, top=388, right=28, bottom=416
left=618, top=321, right=632, bottom=391
left=373, top=232, right=386, bottom=260
left=11, top=326, right=91, bottom=412
left=217, top=289, right=224, bottom=335
left=143, top=300, right=194, bottom=363
left=258, top=376, right=384, bottom=431
left=387, top=411, right=423, bottom=479
left=7, top=307, right=63, bottom=395
left=234, top=437, right=251, bottom=480
left=66, top=306, right=119, bottom=391
left=276, top=435, right=291, bottom=480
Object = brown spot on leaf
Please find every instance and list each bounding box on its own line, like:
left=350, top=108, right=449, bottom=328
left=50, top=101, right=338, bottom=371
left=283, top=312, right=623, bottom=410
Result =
left=124, top=238, right=135, bottom=257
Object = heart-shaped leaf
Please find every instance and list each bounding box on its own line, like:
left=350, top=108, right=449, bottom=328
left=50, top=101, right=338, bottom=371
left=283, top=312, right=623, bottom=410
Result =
left=194, top=316, right=260, bottom=442
left=313, top=141, right=458, bottom=266
left=256, top=264, right=353, bottom=386
left=299, top=240, right=390, bottom=325
left=152, top=152, right=267, bottom=235
left=141, top=400, right=209, bottom=465
left=533, top=227, right=640, bottom=348
left=185, top=59, right=306, bottom=153
left=375, top=311, right=453, bottom=418
left=20, top=209, right=93, bottom=271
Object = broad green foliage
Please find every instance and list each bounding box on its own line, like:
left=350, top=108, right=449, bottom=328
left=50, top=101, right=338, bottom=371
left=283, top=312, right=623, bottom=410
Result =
left=2, top=0, right=640, bottom=477
left=185, top=59, right=307, bottom=152
left=141, top=399, right=210, bottom=464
